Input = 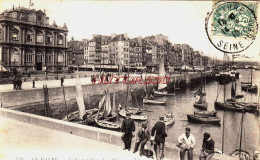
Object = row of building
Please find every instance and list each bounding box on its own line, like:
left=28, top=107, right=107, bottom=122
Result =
left=68, top=34, right=210, bottom=72
left=0, top=6, right=209, bottom=73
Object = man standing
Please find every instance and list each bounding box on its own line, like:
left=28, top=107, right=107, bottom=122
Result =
left=60, top=77, right=64, bottom=86
left=178, top=127, right=195, bottom=160
left=151, top=116, right=167, bottom=160
left=133, top=122, right=150, bottom=155
left=121, top=113, right=135, bottom=151
left=199, top=133, right=215, bottom=160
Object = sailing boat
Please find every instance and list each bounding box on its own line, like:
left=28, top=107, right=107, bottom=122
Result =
left=241, top=67, right=258, bottom=93
left=230, top=109, right=251, bottom=160
left=214, top=54, right=244, bottom=112
left=94, top=89, right=120, bottom=131
left=61, top=71, right=98, bottom=123
left=143, top=70, right=166, bottom=105
left=119, top=82, right=148, bottom=121
left=153, top=54, right=175, bottom=97
left=193, top=72, right=208, bottom=110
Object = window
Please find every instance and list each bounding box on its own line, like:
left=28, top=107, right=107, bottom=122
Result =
left=46, top=53, right=53, bottom=62
left=58, top=35, right=63, bottom=45
left=58, top=53, right=64, bottom=62
left=11, top=50, right=19, bottom=64
left=36, top=32, right=43, bottom=43
left=36, top=53, right=42, bottom=62
left=11, top=32, right=18, bottom=40
left=25, top=51, right=33, bottom=62
left=46, top=33, right=53, bottom=43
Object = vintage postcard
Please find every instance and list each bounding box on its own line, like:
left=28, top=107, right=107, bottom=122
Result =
left=0, top=0, right=259, bottom=160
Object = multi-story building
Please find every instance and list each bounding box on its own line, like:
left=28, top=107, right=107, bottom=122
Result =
left=67, top=38, right=87, bottom=67
left=108, top=34, right=130, bottom=71
left=129, top=37, right=142, bottom=67
left=0, top=7, right=68, bottom=72
left=100, top=36, right=111, bottom=67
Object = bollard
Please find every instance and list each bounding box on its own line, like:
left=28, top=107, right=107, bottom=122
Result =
left=32, top=80, right=35, bottom=88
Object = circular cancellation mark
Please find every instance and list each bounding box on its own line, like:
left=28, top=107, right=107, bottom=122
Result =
left=205, top=1, right=258, bottom=54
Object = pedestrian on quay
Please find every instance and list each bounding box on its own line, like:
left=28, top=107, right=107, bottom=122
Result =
left=121, top=113, right=135, bottom=151
left=60, top=77, right=64, bottom=86
left=133, top=122, right=150, bottom=155
left=199, top=132, right=215, bottom=160
left=177, top=127, right=195, bottom=160
left=151, top=116, right=167, bottom=160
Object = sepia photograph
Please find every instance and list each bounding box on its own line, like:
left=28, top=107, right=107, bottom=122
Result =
left=0, top=0, right=259, bottom=160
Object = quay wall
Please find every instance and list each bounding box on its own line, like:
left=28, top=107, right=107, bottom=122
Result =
left=0, top=71, right=215, bottom=109
left=0, top=108, right=236, bottom=160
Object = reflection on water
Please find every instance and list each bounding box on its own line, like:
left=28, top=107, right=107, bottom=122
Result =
left=17, top=69, right=259, bottom=155
left=143, top=69, right=259, bottom=155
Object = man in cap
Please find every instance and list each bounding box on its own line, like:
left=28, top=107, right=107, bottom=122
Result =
left=178, top=127, right=195, bottom=160
left=151, top=116, right=167, bottom=160
left=133, top=122, right=150, bottom=154
left=121, top=113, right=135, bottom=151
left=199, top=132, right=215, bottom=160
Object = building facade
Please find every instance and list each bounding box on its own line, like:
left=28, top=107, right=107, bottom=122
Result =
left=0, top=7, right=68, bottom=72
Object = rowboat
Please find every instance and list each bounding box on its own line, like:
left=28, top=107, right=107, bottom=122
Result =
left=194, top=111, right=217, bottom=117
left=94, top=119, right=121, bottom=131
left=214, top=102, right=244, bottom=112
left=163, top=112, right=174, bottom=126
left=119, top=108, right=148, bottom=121
left=193, top=101, right=208, bottom=110
left=61, top=108, right=98, bottom=122
left=187, top=114, right=221, bottom=124
left=143, top=99, right=166, bottom=105
left=154, top=90, right=175, bottom=96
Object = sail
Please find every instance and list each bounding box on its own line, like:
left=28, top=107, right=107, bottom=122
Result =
left=98, top=93, right=106, bottom=114
left=104, top=90, right=112, bottom=117
left=158, top=54, right=167, bottom=90
left=75, top=71, right=86, bottom=120
left=231, top=81, right=235, bottom=98
left=194, top=86, right=202, bottom=97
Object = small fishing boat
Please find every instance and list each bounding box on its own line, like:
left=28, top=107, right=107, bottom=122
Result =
left=193, top=72, right=208, bottom=110
left=214, top=101, right=244, bottom=112
left=143, top=98, right=166, bottom=105
left=163, top=112, right=174, bottom=126
left=154, top=90, right=175, bottom=96
left=62, top=108, right=98, bottom=122
left=153, top=54, right=174, bottom=97
left=187, top=114, right=221, bottom=124
left=119, top=108, right=148, bottom=121
left=241, top=68, right=258, bottom=93
left=194, top=111, right=217, bottom=117
left=94, top=119, right=121, bottom=131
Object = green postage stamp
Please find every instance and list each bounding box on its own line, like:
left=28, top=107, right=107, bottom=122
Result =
left=205, top=1, right=258, bottom=53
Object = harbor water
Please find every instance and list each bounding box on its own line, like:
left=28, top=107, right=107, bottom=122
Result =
left=17, top=69, right=259, bottom=156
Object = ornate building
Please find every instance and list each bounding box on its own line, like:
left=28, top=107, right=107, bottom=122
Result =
left=0, top=7, right=68, bottom=72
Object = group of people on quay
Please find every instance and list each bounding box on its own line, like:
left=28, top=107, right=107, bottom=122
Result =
left=121, top=113, right=215, bottom=160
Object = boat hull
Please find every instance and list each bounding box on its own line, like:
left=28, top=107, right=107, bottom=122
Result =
left=193, top=102, right=208, bottom=110
left=94, top=119, right=121, bottom=131
left=241, top=85, right=258, bottom=93
left=214, top=102, right=244, bottom=112
left=187, top=115, right=220, bottom=124
left=194, top=111, right=217, bottom=117
left=143, top=99, right=166, bottom=105
left=154, top=91, right=175, bottom=96
left=119, top=109, right=148, bottom=121
left=61, top=108, right=98, bottom=122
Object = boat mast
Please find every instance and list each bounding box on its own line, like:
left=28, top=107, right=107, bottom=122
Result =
left=239, top=109, right=245, bottom=158
left=222, top=52, right=227, bottom=154
left=62, top=86, right=69, bottom=121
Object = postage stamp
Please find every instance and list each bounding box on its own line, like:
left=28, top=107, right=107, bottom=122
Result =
left=205, top=1, right=258, bottom=53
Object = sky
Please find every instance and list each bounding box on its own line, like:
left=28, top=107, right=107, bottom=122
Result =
left=0, top=0, right=259, bottom=62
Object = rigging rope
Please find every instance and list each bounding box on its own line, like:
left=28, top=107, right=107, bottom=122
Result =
left=215, top=84, right=222, bottom=102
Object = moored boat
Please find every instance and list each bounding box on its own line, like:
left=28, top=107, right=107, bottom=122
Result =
left=193, top=102, right=208, bottom=110
left=187, top=114, right=221, bottom=124
left=94, top=119, right=121, bottom=131
left=194, top=111, right=217, bottom=117
left=163, top=112, right=174, bottom=126
left=214, top=101, right=244, bottom=112
left=154, top=90, right=175, bottom=96
left=119, top=108, right=148, bottom=121
left=143, top=98, right=166, bottom=105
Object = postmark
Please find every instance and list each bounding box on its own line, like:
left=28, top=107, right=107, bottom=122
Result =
left=205, top=1, right=258, bottom=53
